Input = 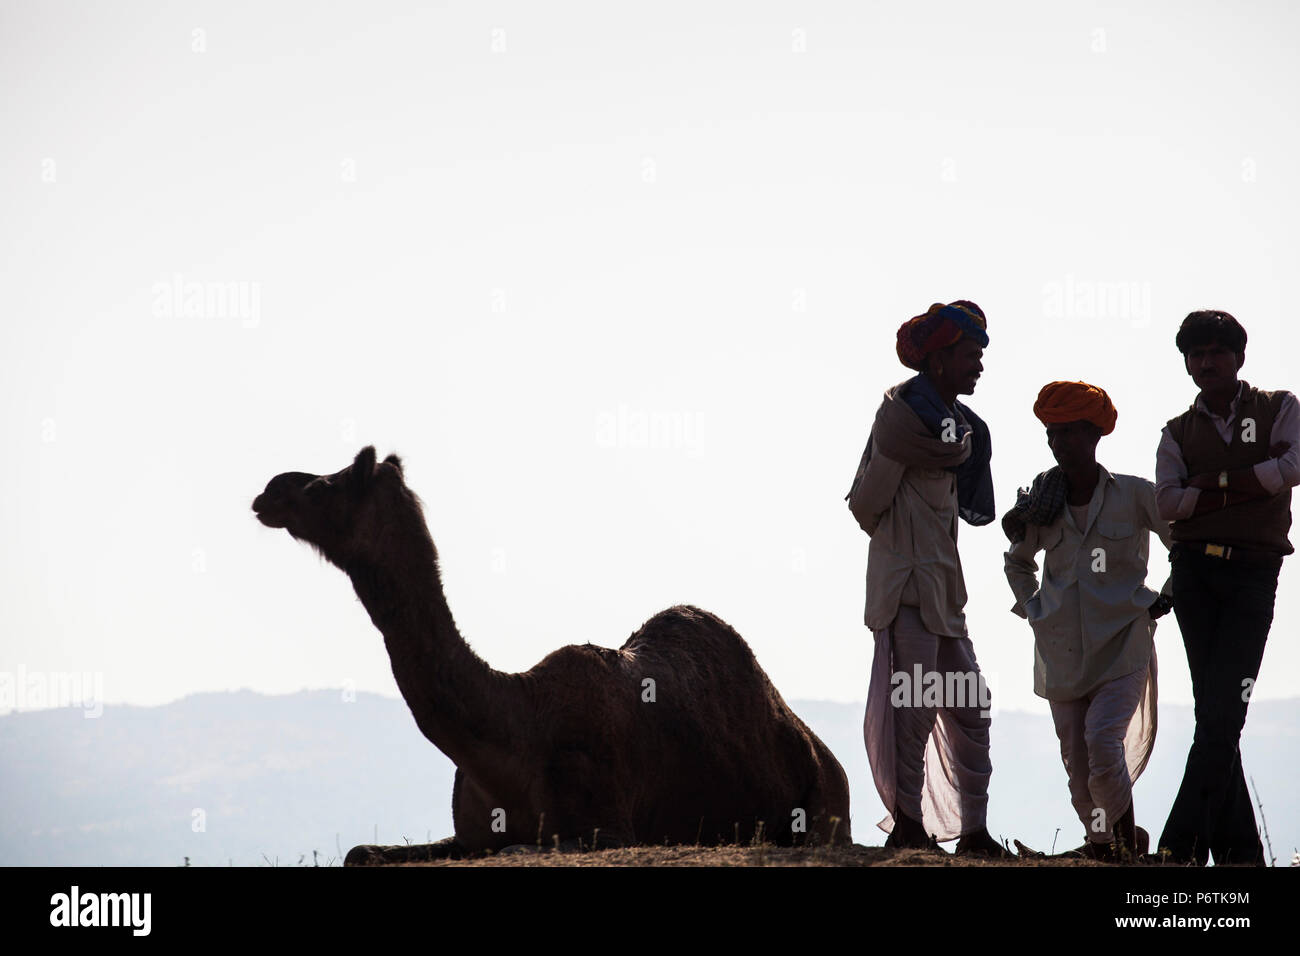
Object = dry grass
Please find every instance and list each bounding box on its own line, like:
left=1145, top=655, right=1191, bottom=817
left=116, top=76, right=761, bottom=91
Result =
left=391, top=843, right=1114, bottom=867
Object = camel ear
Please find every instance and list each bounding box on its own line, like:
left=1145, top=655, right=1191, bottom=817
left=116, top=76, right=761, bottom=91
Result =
left=383, top=453, right=404, bottom=478
left=350, top=446, right=378, bottom=494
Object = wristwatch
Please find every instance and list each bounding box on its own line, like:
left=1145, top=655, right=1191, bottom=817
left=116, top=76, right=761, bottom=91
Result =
left=1218, top=470, right=1229, bottom=489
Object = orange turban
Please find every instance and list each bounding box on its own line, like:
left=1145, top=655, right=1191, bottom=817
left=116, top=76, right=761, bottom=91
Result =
left=1033, top=381, right=1117, bottom=435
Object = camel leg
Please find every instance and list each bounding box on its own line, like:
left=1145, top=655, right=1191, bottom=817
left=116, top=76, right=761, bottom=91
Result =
left=344, top=836, right=467, bottom=866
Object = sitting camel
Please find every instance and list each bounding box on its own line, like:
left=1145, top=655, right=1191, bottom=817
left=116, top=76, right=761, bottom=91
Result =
left=252, top=446, right=851, bottom=864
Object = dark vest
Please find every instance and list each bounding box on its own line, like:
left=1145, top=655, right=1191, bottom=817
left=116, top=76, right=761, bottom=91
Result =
left=1166, top=381, right=1292, bottom=555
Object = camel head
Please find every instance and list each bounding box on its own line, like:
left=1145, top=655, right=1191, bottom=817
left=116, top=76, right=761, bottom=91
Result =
left=251, top=446, right=418, bottom=567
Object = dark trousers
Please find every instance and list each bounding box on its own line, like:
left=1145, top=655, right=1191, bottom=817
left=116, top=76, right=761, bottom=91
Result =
left=1158, top=548, right=1280, bottom=865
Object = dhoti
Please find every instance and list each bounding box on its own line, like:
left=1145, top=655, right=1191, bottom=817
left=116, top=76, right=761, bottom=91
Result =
left=864, top=604, right=992, bottom=842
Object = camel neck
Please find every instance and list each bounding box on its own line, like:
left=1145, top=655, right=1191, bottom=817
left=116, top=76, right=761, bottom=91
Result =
left=344, top=541, right=527, bottom=795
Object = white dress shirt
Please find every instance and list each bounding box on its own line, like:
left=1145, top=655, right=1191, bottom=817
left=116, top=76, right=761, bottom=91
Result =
left=1005, top=466, right=1172, bottom=700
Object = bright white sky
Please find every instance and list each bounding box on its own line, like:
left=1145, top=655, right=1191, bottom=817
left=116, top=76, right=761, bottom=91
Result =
left=3, top=0, right=1297, bottom=718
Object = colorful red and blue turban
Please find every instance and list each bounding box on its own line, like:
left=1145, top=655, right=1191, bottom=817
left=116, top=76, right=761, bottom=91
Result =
left=896, top=300, right=989, bottom=371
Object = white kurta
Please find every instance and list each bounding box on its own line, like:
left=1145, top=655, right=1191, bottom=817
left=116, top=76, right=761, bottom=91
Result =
left=1003, top=465, right=1169, bottom=788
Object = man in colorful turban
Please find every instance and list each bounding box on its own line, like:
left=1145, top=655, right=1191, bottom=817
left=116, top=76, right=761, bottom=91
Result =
left=846, top=298, right=1008, bottom=857
left=1003, top=381, right=1172, bottom=861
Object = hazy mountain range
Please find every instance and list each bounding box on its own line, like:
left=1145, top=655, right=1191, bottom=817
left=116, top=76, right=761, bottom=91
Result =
left=2, top=690, right=1296, bottom=866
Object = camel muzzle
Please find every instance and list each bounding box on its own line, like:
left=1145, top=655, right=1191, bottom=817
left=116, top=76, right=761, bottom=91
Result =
left=251, top=496, right=286, bottom=528
left=252, top=471, right=318, bottom=528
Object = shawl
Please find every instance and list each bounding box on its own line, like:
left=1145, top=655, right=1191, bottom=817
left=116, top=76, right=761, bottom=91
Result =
left=1001, top=467, right=1069, bottom=544
left=846, top=374, right=995, bottom=527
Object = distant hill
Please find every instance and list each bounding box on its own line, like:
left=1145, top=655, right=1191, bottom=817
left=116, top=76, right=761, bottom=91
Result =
left=2, top=691, right=1296, bottom=866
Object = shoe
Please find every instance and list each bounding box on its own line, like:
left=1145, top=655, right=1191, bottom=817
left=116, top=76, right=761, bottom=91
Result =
left=885, top=807, right=941, bottom=851
left=954, top=826, right=1013, bottom=858
left=1061, top=839, right=1114, bottom=861
left=1059, top=826, right=1150, bottom=863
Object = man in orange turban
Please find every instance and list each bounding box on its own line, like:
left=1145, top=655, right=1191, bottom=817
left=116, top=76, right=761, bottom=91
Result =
left=1003, top=381, right=1172, bottom=861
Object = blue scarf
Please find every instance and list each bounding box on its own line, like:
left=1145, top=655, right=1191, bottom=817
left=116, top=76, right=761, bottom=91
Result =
left=903, top=373, right=995, bottom=526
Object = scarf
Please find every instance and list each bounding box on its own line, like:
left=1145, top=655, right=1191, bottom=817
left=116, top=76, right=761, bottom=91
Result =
left=846, top=374, right=996, bottom=527
left=1000, top=467, right=1068, bottom=544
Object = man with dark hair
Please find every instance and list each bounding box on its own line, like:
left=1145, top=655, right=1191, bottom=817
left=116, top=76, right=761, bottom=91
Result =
left=1156, top=310, right=1299, bottom=866
left=846, top=300, right=1008, bottom=857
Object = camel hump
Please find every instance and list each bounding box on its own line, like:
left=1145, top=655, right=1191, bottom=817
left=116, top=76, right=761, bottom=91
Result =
left=618, top=603, right=764, bottom=672
left=626, top=603, right=747, bottom=642
left=650, top=604, right=742, bottom=633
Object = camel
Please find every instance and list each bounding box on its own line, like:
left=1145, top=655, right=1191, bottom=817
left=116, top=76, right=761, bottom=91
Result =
left=252, top=446, right=851, bottom=864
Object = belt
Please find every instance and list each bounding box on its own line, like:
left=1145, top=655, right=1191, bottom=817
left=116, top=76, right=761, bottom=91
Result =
left=1172, top=542, right=1282, bottom=567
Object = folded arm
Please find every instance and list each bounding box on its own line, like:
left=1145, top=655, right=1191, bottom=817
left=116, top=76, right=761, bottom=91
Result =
left=1155, top=427, right=1199, bottom=521
left=1177, top=393, right=1299, bottom=501
left=1253, top=392, right=1300, bottom=494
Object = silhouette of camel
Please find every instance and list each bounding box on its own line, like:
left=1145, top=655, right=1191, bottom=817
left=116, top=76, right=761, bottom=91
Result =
left=252, top=447, right=851, bottom=864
